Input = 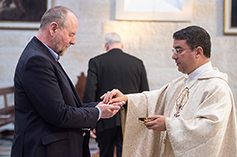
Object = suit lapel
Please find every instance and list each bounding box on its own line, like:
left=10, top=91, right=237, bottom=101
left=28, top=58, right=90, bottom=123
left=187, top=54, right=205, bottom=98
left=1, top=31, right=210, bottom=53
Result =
left=32, top=37, right=83, bottom=107
left=57, top=61, right=82, bottom=107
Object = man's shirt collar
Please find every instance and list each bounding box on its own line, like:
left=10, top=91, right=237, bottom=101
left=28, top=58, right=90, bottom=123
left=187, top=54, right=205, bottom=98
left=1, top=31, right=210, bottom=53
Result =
left=186, top=61, right=214, bottom=80
left=42, top=42, right=60, bottom=61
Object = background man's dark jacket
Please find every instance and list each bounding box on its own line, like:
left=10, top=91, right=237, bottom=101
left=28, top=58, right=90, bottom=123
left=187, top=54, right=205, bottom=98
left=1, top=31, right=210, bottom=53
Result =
left=83, top=48, right=149, bottom=133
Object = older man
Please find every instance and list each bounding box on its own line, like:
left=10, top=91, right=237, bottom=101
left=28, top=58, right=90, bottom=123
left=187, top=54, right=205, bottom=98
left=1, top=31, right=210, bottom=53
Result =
left=83, top=32, right=149, bottom=157
left=11, top=6, right=124, bottom=157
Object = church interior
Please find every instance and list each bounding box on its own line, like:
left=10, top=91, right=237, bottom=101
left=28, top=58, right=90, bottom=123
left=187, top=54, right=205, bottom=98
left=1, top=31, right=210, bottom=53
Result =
left=0, top=0, right=236, bottom=156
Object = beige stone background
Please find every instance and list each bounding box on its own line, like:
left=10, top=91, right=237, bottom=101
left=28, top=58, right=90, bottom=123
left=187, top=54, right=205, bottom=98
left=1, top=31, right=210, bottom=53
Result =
left=0, top=0, right=237, bottom=115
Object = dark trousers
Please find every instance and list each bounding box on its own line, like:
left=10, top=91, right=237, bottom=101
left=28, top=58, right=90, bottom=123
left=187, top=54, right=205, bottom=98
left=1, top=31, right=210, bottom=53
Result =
left=96, top=126, right=123, bottom=157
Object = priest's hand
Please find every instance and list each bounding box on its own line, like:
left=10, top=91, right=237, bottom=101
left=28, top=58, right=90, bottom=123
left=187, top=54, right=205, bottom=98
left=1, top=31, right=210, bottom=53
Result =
left=96, top=101, right=125, bottom=119
left=100, top=89, right=128, bottom=104
left=144, top=115, right=166, bottom=131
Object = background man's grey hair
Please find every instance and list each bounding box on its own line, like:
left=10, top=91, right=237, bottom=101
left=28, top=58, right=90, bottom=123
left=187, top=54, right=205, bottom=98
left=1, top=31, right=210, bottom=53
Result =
left=104, top=32, right=122, bottom=45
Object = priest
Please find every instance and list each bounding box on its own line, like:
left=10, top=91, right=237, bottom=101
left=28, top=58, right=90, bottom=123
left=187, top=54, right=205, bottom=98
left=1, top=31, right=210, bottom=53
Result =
left=101, top=25, right=237, bottom=157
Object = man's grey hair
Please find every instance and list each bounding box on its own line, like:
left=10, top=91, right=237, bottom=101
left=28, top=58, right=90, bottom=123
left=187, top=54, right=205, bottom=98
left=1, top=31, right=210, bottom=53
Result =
left=104, top=32, right=122, bottom=45
left=39, top=6, right=71, bottom=30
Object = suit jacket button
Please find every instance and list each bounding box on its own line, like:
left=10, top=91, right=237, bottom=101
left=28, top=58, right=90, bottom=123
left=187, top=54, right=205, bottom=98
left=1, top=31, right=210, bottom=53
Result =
left=82, top=132, right=86, bottom=136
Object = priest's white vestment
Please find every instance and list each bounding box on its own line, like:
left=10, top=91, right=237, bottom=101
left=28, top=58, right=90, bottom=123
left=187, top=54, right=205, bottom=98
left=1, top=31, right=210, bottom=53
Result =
left=122, top=68, right=237, bottom=157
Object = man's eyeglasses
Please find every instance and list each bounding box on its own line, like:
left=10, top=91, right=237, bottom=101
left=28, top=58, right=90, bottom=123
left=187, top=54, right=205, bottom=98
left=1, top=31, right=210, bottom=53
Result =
left=172, top=48, right=185, bottom=54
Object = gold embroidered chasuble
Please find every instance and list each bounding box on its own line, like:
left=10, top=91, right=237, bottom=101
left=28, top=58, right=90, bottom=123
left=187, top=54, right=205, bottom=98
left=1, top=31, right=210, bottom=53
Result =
left=122, top=69, right=237, bottom=157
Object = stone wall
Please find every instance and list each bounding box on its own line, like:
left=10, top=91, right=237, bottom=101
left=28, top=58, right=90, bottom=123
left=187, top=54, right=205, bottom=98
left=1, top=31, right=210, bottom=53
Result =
left=0, top=0, right=237, bottom=114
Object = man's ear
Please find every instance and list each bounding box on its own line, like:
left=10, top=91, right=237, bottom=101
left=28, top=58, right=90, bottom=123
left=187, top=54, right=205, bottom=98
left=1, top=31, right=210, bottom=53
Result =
left=105, top=43, right=109, bottom=52
left=49, top=22, right=58, bottom=37
left=195, top=46, right=204, bottom=58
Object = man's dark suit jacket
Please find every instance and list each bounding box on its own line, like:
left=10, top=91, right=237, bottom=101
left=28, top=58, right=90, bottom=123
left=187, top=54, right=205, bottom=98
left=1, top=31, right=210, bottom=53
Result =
left=11, top=37, right=99, bottom=157
left=83, top=48, right=149, bottom=133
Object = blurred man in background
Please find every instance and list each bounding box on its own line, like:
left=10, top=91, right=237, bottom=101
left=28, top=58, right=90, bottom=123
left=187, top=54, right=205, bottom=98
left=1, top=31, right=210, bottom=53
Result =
left=83, top=32, right=149, bottom=157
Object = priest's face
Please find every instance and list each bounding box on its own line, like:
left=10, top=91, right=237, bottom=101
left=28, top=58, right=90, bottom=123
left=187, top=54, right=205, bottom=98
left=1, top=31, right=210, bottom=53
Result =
left=172, top=40, right=197, bottom=74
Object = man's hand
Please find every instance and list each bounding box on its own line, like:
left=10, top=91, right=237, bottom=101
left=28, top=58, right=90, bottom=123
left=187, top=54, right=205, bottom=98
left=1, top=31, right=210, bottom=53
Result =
left=96, top=101, right=125, bottom=119
left=100, top=89, right=128, bottom=104
left=90, top=129, right=96, bottom=138
left=144, top=115, right=166, bottom=131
